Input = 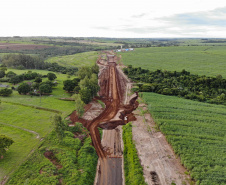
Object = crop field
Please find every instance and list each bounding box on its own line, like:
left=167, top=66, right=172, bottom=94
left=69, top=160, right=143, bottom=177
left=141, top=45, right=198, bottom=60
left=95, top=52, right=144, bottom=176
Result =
left=0, top=43, right=50, bottom=51
left=45, top=51, right=99, bottom=68
left=0, top=69, right=75, bottom=181
left=142, top=92, right=226, bottom=184
left=120, top=46, right=226, bottom=77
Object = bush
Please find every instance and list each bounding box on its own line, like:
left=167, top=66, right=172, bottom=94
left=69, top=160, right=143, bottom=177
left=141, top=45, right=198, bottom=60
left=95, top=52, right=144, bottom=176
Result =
left=0, top=70, right=5, bottom=78
left=39, top=84, right=52, bottom=94
left=0, top=88, right=12, bottom=96
left=17, top=83, right=31, bottom=94
left=47, top=73, right=57, bottom=81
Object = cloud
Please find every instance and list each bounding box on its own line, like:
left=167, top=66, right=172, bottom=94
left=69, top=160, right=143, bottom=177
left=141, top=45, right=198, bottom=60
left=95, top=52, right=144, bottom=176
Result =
left=91, top=6, right=226, bottom=37
left=159, top=7, right=226, bottom=27
left=93, top=26, right=110, bottom=30
left=131, top=13, right=147, bottom=18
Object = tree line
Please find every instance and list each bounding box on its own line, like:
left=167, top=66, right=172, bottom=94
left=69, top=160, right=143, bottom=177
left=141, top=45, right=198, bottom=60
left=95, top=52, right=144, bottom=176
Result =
left=124, top=65, right=226, bottom=104
left=0, top=70, right=57, bottom=96
left=0, top=54, right=78, bottom=75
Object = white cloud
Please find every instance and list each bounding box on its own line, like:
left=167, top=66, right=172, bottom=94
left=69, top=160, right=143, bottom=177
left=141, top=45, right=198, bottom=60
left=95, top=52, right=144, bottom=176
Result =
left=0, top=0, right=226, bottom=37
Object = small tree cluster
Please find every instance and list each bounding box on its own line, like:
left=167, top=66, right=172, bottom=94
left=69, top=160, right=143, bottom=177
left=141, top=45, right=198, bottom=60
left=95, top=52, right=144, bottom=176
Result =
left=0, top=64, right=7, bottom=78
left=0, top=135, right=14, bottom=158
left=0, top=88, right=12, bottom=96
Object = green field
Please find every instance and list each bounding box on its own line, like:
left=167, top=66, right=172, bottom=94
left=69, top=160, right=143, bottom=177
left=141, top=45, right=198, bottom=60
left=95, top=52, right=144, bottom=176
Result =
left=45, top=51, right=99, bottom=68
left=0, top=103, right=56, bottom=180
left=0, top=69, right=76, bottom=181
left=120, top=46, right=226, bottom=78
left=0, top=69, right=75, bottom=117
left=142, top=92, right=226, bottom=185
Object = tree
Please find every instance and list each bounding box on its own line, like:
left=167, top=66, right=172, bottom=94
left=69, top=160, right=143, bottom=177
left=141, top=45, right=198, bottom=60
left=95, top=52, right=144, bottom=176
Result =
left=79, top=76, right=90, bottom=89
left=89, top=74, right=99, bottom=97
left=0, top=64, right=7, bottom=72
left=47, top=73, right=57, bottom=81
left=63, top=80, right=76, bottom=92
left=72, top=94, right=85, bottom=118
left=0, top=70, right=5, bottom=78
left=91, top=64, right=99, bottom=74
left=6, top=71, right=16, bottom=78
left=0, top=88, right=12, bottom=96
left=39, top=84, right=52, bottom=94
left=80, top=87, right=92, bottom=104
left=74, top=86, right=80, bottom=93
left=52, top=114, right=66, bottom=142
left=0, top=135, right=14, bottom=158
left=78, top=66, right=92, bottom=79
left=34, top=77, right=42, bottom=83
left=17, top=83, right=31, bottom=94
left=9, top=75, right=22, bottom=85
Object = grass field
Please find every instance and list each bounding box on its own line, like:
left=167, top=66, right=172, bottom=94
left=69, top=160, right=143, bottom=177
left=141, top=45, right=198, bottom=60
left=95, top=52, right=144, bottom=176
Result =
left=142, top=92, right=226, bottom=184
left=0, top=102, right=56, bottom=181
left=45, top=51, right=99, bottom=68
left=0, top=69, right=75, bottom=181
left=0, top=69, right=75, bottom=117
left=120, top=46, right=226, bottom=78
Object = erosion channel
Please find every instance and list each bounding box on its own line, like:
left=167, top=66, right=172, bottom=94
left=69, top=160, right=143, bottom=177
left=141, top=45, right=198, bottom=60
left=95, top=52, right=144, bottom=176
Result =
left=81, top=52, right=139, bottom=185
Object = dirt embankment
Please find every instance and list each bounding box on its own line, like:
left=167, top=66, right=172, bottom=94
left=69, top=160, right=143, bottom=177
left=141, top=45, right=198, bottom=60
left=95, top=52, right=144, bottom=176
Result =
left=70, top=51, right=139, bottom=185
left=132, top=102, right=192, bottom=185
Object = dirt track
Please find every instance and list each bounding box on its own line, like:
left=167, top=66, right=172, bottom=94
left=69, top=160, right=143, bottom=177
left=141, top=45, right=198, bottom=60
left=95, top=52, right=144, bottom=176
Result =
left=132, top=103, right=191, bottom=185
left=80, top=52, right=139, bottom=185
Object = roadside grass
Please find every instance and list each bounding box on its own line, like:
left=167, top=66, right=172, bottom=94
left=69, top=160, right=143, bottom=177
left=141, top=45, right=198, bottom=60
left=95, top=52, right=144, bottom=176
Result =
left=7, top=126, right=98, bottom=185
left=120, top=46, right=226, bottom=77
left=123, top=123, right=147, bottom=185
left=45, top=51, right=99, bottom=68
left=142, top=92, right=226, bottom=184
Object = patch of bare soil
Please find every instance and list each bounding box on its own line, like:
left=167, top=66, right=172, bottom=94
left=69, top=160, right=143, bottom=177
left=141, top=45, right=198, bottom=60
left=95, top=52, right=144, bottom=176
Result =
left=132, top=103, right=191, bottom=185
left=82, top=101, right=104, bottom=120
left=43, top=151, right=62, bottom=170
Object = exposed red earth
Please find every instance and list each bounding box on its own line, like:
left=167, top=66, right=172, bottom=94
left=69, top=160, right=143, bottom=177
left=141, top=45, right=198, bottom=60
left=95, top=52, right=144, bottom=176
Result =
left=71, top=51, right=139, bottom=185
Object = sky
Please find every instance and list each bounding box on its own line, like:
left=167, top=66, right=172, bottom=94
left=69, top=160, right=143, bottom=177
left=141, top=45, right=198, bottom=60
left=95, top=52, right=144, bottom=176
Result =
left=1, top=0, right=226, bottom=38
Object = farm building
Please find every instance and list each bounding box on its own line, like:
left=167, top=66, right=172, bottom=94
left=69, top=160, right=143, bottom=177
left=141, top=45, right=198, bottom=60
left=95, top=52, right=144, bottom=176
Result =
left=116, top=48, right=134, bottom=52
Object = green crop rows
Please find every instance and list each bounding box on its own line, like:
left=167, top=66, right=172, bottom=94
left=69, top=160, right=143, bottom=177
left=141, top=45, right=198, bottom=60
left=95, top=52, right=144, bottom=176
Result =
left=120, top=46, right=226, bottom=78
left=142, top=92, right=226, bottom=185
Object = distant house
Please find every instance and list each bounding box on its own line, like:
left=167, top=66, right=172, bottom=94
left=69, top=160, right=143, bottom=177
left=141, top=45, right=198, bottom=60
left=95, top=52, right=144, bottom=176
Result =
left=116, top=48, right=134, bottom=52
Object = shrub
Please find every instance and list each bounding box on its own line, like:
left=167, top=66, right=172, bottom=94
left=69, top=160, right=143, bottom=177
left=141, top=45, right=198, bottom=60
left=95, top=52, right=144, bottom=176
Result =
left=17, top=83, right=31, bottom=94
left=0, top=88, right=12, bottom=96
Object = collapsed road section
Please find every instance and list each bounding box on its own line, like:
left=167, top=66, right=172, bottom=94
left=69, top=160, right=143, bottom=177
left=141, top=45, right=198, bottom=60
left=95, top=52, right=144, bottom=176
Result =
left=81, top=52, right=139, bottom=185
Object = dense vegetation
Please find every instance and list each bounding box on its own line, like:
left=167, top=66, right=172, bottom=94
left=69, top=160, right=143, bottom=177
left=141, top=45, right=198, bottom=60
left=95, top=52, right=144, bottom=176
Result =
left=142, top=93, right=226, bottom=185
left=7, top=119, right=98, bottom=185
left=124, top=66, right=226, bottom=105
left=123, top=123, right=147, bottom=185
left=1, top=54, right=78, bottom=75
left=63, top=64, right=99, bottom=104
left=0, top=40, right=116, bottom=59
